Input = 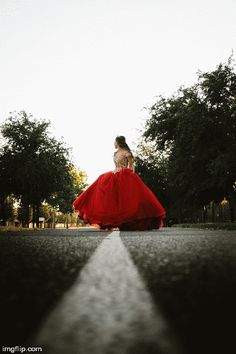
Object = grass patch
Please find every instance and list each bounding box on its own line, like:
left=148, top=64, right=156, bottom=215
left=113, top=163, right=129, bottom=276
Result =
left=172, top=223, right=236, bottom=230
left=0, top=226, right=29, bottom=232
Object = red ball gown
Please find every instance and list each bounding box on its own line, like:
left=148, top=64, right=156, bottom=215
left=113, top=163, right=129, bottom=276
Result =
left=73, top=149, right=166, bottom=230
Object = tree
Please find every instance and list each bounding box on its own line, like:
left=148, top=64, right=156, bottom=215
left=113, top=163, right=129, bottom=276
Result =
left=48, top=165, right=87, bottom=228
left=142, top=58, right=236, bottom=222
left=198, top=58, right=236, bottom=220
left=135, top=140, right=169, bottom=210
left=0, top=111, right=81, bottom=227
left=0, top=195, right=15, bottom=226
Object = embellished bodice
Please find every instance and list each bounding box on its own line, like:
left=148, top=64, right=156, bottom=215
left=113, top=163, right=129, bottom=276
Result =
left=113, top=149, right=134, bottom=172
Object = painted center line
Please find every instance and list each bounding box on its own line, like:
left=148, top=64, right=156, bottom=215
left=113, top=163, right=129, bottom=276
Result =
left=31, top=231, right=182, bottom=354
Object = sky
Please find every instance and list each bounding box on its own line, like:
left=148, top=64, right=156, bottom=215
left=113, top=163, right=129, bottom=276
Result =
left=0, top=0, right=236, bottom=183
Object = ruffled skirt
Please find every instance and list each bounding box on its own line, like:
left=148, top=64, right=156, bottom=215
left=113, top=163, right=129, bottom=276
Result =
left=73, top=168, right=166, bottom=230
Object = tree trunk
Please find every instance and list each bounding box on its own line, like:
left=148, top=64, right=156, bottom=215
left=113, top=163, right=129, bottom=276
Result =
left=211, top=202, right=215, bottom=223
left=219, top=203, right=223, bottom=222
left=22, top=199, right=30, bottom=228
left=202, top=206, right=207, bottom=223
left=66, top=213, right=69, bottom=229
left=228, top=193, right=235, bottom=222
left=0, top=196, right=8, bottom=226
left=52, top=208, right=56, bottom=229
left=32, top=205, right=36, bottom=228
left=36, top=204, right=40, bottom=228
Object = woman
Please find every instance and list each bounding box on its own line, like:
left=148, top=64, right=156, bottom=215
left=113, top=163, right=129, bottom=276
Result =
left=73, top=136, right=166, bottom=230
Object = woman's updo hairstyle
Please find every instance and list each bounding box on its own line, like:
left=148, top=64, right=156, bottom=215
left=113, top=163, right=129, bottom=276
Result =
left=115, top=136, right=133, bottom=157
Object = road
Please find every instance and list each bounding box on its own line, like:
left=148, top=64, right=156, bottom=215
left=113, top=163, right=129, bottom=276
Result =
left=0, top=227, right=236, bottom=354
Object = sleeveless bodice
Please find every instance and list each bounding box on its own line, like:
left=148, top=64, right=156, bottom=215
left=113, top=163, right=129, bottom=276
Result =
left=113, top=149, right=134, bottom=172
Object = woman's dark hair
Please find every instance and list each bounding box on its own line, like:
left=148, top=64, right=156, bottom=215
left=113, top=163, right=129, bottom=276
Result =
left=115, top=136, right=133, bottom=157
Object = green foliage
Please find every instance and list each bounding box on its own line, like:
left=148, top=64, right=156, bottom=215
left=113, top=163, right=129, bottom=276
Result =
left=140, top=57, right=236, bottom=222
left=0, top=111, right=86, bottom=226
left=49, top=165, right=87, bottom=214
left=0, top=195, right=15, bottom=225
left=135, top=141, right=169, bottom=207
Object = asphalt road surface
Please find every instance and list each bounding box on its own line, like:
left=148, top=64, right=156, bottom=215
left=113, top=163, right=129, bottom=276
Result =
left=0, top=227, right=236, bottom=354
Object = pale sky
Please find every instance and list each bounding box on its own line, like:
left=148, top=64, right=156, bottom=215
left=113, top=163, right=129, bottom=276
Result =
left=0, top=0, right=236, bottom=183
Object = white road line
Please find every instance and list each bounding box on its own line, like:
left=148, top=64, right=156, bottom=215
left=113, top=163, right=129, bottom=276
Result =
left=31, top=231, right=182, bottom=354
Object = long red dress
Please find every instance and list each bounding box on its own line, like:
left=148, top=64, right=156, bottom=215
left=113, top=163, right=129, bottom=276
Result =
left=73, top=149, right=166, bottom=230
